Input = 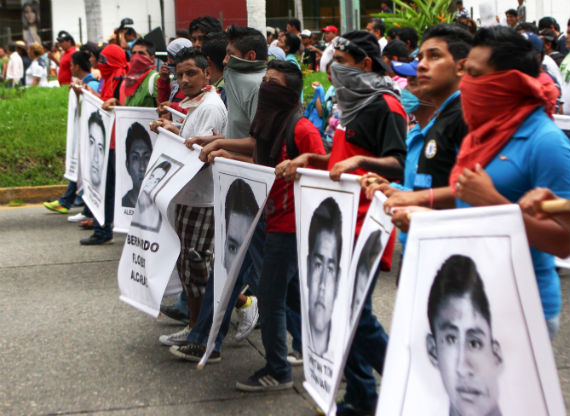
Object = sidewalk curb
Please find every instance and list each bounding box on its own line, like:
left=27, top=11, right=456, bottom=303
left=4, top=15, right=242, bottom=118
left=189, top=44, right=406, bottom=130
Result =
left=0, top=185, right=67, bottom=205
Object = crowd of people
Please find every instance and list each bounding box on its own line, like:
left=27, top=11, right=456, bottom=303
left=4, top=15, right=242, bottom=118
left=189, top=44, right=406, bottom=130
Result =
left=29, top=11, right=570, bottom=415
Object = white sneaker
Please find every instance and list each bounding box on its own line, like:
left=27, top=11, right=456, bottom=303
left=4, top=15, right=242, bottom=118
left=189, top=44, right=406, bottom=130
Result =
left=159, top=325, right=192, bottom=346
left=68, top=213, right=88, bottom=223
left=287, top=350, right=303, bottom=366
left=235, top=296, right=259, bottom=341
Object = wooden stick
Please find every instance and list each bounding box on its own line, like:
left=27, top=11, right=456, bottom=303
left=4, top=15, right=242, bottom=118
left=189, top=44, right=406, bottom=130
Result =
left=541, top=199, right=570, bottom=213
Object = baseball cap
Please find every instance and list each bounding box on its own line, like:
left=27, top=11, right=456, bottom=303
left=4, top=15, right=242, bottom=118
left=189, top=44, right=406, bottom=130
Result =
left=539, top=29, right=556, bottom=43
left=382, top=39, right=409, bottom=58
left=321, top=25, right=338, bottom=34
left=167, top=37, right=193, bottom=58
left=521, top=32, right=543, bottom=53
left=301, top=29, right=312, bottom=38
left=338, top=30, right=391, bottom=73
left=14, top=40, right=26, bottom=49
left=57, top=30, right=74, bottom=43
left=391, top=59, right=418, bottom=77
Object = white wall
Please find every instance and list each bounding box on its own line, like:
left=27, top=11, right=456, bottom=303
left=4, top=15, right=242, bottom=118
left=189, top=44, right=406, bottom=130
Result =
left=464, top=0, right=570, bottom=26
left=51, top=0, right=176, bottom=44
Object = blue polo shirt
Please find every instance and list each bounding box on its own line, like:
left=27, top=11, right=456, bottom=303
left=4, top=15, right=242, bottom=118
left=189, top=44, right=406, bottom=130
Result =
left=456, top=108, right=570, bottom=319
left=82, top=73, right=100, bottom=92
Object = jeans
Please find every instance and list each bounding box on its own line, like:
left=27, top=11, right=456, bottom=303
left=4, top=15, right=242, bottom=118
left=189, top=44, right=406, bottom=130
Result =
left=94, top=149, right=115, bottom=239
left=546, top=314, right=560, bottom=340
left=258, top=232, right=298, bottom=380
left=59, top=181, right=78, bottom=209
left=186, top=218, right=265, bottom=352
left=286, top=276, right=303, bottom=354
left=343, top=274, right=389, bottom=411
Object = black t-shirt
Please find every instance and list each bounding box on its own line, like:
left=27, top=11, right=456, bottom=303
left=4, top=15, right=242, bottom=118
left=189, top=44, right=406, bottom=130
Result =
left=414, top=95, right=468, bottom=190
left=302, top=49, right=316, bottom=70
left=344, top=94, right=407, bottom=167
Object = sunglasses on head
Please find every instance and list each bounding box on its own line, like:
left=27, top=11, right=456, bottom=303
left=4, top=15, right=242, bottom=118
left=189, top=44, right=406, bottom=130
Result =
left=334, top=37, right=368, bottom=59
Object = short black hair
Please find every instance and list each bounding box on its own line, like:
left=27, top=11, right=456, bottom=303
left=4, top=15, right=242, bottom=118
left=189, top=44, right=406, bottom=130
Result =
left=369, top=18, right=386, bottom=36
left=132, top=38, right=155, bottom=57
left=356, top=230, right=383, bottom=275
left=284, top=32, right=301, bottom=54
left=189, top=16, right=222, bottom=35
left=473, top=26, right=539, bottom=77
left=308, top=197, right=342, bottom=267
left=8, top=43, right=16, bottom=53
left=124, top=27, right=137, bottom=37
left=225, top=25, right=268, bottom=61
left=126, top=122, right=152, bottom=157
left=387, top=27, right=400, bottom=40
left=267, top=59, right=303, bottom=95
left=427, top=255, right=491, bottom=334
left=224, top=179, right=259, bottom=229
left=287, top=18, right=301, bottom=32
left=202, top=32, right=227, bottom=71
left=505, top=9, right=517, bottom=17
left=176, top=29, right=190, bottom=39
left=80, top=41, right=102, bottom=60
left=422, top=23, right=473, bottom=61
left=515, top=22, right=538, bottom=34
left=398, top=27, right=418, bottom=50
left=538, top=16, right=557, bottom=31
left=71, top=51, right=91, bottom=72
left=174, top=47, right=209, bottom=70
left=153, top=160, right=172, bottom=175
left=88, top=111, right=106, bottom=147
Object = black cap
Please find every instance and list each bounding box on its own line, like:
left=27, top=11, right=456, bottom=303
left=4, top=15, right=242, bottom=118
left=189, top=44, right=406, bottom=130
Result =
left=539, top=28, right=557, bottom=43
left=382, top=39, right=409, bottom=59
left=57, top=30, right=74, bottom=43
left=341, top=30, right=391, bottom=74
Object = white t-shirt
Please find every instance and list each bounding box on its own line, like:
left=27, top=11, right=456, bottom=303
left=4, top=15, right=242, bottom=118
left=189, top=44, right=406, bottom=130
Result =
left=25, top=59, right=48, bottom=87
left=378, top=37, right=388, bottom=53
left=6, top=52, right=23, bottom=83
left=173, top=89, right=228, bottom=207
left=543, top=55, right=562, bottom=87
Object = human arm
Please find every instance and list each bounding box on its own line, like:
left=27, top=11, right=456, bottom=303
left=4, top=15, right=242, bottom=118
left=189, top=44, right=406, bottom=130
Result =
left=198, top=137, right=256, bottom=162
left=329, top=155, right=403, bottom=181
left=205, top=148, right=254, bottom=164
left=274, top=153, right=330, bottom=181
left=101, top=97, right=119, bottom=111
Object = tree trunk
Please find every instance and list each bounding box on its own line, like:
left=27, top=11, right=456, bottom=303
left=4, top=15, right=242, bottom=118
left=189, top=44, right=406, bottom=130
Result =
left=294, top=0, right=304, bottom=29
left=84, top=0, right=103, bottom=42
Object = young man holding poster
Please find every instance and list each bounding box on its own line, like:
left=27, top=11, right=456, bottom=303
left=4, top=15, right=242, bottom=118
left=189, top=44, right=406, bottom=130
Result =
left=276, top=31, right=407, bottom=414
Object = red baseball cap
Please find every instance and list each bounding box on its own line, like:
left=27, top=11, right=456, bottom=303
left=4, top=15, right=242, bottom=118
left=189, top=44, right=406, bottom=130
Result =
left=321, top=25, right=338, bottom=34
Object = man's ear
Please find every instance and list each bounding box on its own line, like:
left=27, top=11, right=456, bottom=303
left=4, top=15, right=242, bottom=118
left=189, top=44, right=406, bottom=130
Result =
left=426, top=333, right=439, bottom=367
left=361, top=56, right=373, bottom=72
left=455, top=57, right=467, bottom=77
left=205, top=66, right=211, bottom=81
left=492, top=339, right=503, bottom=368
left=245, top=50, right=257, bottom=61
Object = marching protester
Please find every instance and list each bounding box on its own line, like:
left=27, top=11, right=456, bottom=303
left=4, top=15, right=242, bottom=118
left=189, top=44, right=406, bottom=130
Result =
left=276, top=30, right=407, bottom=414
left=50, top=30, right=76, bottom=86
left=202, top=32, right=228, bottom=106
left=157, top=37, right=193, bottom=117
left=188, top=16, right=222, bottom=51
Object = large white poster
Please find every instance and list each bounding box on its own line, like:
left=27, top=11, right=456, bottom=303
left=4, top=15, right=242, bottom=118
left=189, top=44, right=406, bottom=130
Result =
left=64, top=88, right=81, bottom=182
left=79, top=91, right=113, bottom=224
left=117, top=128, right=204, bottom=317
left=553, top=115, right=570, bottom=269
left=294, top=168, right=361, bottom=416
left=114, top=107, right=159, bottom=233
left=377, top=205, right=565, bottom=416
left=199, top=158, right=275, bottom=368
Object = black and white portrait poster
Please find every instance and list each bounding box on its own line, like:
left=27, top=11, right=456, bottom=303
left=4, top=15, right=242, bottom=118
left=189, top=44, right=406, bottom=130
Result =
left=64, top=88, right=81, bottom=182
left=113, top=107, right=159, bottom=233
left=377, top=205, right=565, bottom=416
left=199, top=158, right=275, bottom=368
left=78, top=91, right=113, bottom=225
left=117, top=128, right=205, bottom=317
left=294, top=168, right=361, bottom=415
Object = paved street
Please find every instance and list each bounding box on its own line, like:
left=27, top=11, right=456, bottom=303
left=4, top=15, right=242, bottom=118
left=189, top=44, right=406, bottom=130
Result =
left=1, top=205, right=568, bottom=415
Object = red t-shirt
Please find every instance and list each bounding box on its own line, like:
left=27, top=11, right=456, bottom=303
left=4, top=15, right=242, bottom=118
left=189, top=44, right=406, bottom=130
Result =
left=265, top=117, right=326, bottom=233
left=58, top=46, right=76, bottom=85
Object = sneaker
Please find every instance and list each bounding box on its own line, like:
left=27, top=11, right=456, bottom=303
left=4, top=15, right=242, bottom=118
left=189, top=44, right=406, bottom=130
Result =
left=43, top=200, right=69, bottom=214
left=287, top=350, right=303, bottom=366
left=316, top=398, right=374, bottom=416
left=80, top=219, right=94, bottom=229
left=236, top=368, right=293, bottom=392
left=68, top=213, right=89, bottom=223
left=158, top=326, right=192, bottom=346
left=80, top=234, right=113, bottom=245
left=169, top=342, right=221, bottom=363
left=235, top=296, right=259, bottom=341
left=160, top=304, right=189, bottom=325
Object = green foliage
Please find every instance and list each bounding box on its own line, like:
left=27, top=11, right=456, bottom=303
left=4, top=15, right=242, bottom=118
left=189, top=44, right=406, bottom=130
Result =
left=303, top=71, right=332, bottom=106
left=0, top=86, right=68, bottom=187
left=373, top=0, right=455, bottom=39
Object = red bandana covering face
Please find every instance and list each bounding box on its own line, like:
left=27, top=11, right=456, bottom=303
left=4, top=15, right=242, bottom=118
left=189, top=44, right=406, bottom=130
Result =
left=98, top=44, right=127, bottom=101
left=122, top=53, right=155, bottom=98
left=449, top=69, right=559, bottom=190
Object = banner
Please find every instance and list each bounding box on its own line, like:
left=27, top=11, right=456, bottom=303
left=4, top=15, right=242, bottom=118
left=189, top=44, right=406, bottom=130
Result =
left=113, top=107, right=160, bottom=233
left=377, top=205, right=565, bottom=416
left=79, top=91, right=114, bottom=225
left=199, top=158, right=275, bottom=368
left=553, top=115, right=570, bottom=269
left=294, top=168, right=361, bottom=416
left=117, top=128, right=204, bottom=317
left=64, top=88, right=81, bottom=182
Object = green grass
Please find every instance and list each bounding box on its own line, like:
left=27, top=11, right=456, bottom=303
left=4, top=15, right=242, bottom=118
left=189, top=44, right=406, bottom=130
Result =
left=0, top=86, right=68, bottom=187
left=303, top=71, right=332, bottom=106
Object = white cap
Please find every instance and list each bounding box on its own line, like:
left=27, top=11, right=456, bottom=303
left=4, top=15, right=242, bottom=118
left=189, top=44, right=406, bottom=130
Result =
left=301, top=29, right=312, bottom=37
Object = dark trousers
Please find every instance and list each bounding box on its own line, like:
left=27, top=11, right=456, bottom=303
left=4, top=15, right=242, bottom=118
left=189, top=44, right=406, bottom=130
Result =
left=94, top=149, right=115, bottom=239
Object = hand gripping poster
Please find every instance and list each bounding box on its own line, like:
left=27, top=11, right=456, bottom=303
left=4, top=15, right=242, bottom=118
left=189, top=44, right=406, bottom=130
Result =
left=117, top=128, right=204, bottom=317
left=198, top=158, right=275, bottom=368
left=78, top=91, right=114, bottom=224
left=376, top=205, right=565, bottom=416
left=64, top=88, right=81, bottom=182
left=113, top=107, right=159, bottom=233
left=293, top=168, right=361, bottom=416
